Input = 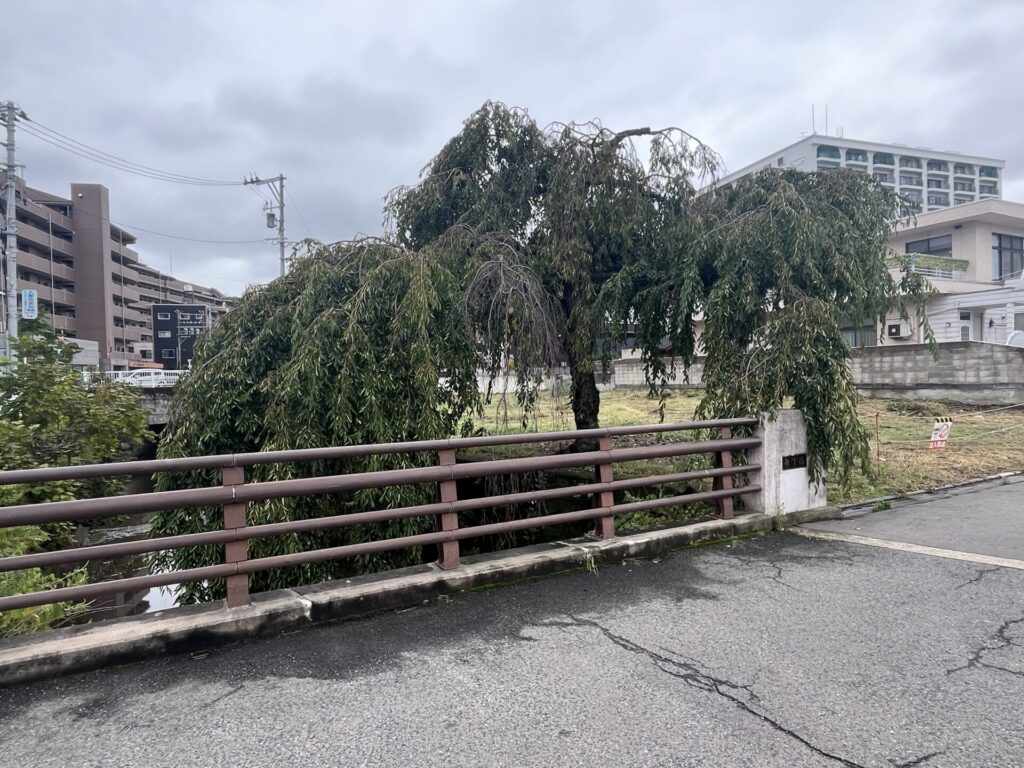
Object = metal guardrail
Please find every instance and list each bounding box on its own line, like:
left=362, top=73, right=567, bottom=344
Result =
left=0, top=418, right=761, bottom=613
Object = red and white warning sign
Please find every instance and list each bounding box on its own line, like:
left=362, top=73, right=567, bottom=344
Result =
left=929, top=418, right=953, bottom=449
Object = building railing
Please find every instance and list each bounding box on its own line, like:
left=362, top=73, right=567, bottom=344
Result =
left=0, top=419, right=760, bottom=613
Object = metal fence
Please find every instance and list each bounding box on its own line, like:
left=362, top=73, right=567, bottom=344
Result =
left=0, top=418, right=760, bottom=614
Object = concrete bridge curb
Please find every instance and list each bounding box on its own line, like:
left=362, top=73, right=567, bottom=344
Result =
left=0, top=507, right=840, bottom=687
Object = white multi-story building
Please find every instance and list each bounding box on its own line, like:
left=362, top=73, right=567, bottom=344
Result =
left=719, top=134, right=1005, bottom=213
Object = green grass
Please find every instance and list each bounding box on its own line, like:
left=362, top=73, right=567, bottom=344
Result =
left=478, top=389, right=1024, bottom=506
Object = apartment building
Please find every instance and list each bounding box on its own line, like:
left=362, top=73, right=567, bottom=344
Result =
left=2, top=176, right=237, bottom=369
left=844, top=199, right=1024, bottom=347
left=719, top=134, right=1005, bottom=213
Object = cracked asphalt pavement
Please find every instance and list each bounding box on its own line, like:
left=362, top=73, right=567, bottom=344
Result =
left=2, top=484, right=1023, bottom=767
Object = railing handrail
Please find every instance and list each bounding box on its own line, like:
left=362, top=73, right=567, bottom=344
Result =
left=0, top=417, right=758, bottom=485
left=0, top=418, right=763, bottom=616
left=0, top=437, right=762, bottom=527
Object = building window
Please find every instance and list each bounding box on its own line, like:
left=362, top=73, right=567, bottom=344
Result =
left=157, top=312, right=170, bottom=320
left=980, top=183, right=998, bottom=195
left=979, top=166, right=999, bottom=178
left=900, top=174, right=922, bottom=186
left=927, top=193, right=949, bottom=206
left=907, top=234, right=954, bottom=278
left=953, top=164, right=974, bottom=175
left=926, top=160, right=949, bottom=172
left=872, top=172, right=893, bottom=184
left=992, top=234, right=1024, bottom=280
left=816, top=145, right=840, bottom=159
left=840, top=321, right=878, bottom=348
left=873, top=152, right=894, bottom=166
left=953, top=181, right=974, bottom=192
left=161, top=349, right=176, bottom=360
left=899, top=156, right=922, bottom=169
left=777, top=156, right=784, bottom=166
left=846, top=149, right=868, bottom=163
left=927, top=179, right=948, bottom=189
left=158, top=330, right=171, bottom=338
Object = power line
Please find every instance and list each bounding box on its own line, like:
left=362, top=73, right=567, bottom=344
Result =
left=112, top=221, right=267, bottom=244
left=24, top=117, right=245, bottom=186
left=19, top=122, right=245, bottom=186
left=285, top=188, right=313, bottom=238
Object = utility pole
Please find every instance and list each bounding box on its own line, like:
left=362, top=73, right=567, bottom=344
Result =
left=243, top=173, right=286, bottom=276
left=1, top=101, right=26, bottom=360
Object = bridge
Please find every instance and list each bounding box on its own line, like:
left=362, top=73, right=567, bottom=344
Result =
left=137, top=386, right=173, bottom=428
left=0, top=413, right=1021, bottom=765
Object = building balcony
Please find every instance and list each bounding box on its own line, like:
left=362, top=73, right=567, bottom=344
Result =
left=953, top=164, right=975, bottom=176
left=14, top=220, right=75, bottom=259
left=872, top=153, right=895, bottom=166
left=979, top=166, right=999, bottom=178
left=816, top=145, right=841, bottom=160
left=16, top=250, right=75, bottom=282
left=899, top=177, right=922, bottom=187
left=17, top=279, right=76, bottom=309
left=927, top=195, right=950, bottom=206
left=52, top=315, right=77, bottom=333
left=954, top=197, right=976, bottom=206
left=926, top=180, right=949, bottom=190
left=899, top=157, right=922, bottom=169
left=979, top=185, right=999, bottom=196
left=926, top=161, right=949, bottom=172
left=908, top=253, right=967, bottom=281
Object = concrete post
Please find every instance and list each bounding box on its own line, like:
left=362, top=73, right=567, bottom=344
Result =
left=747, top=410, right=827, bottom=516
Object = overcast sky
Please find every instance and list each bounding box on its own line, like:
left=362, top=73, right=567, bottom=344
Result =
left=6, top=0, right=1022, bottom=295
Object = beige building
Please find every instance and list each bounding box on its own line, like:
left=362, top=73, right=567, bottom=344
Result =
left=871, top=199, right=1024, bottom=346
left=2, top=176, right=237, bottom=369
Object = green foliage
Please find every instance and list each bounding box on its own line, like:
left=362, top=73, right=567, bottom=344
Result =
left=0, top=326, right=145, bottom=635
left=604, top=168, right=935, bottom=482
left=387, top=102, right=719, bottom=430
left=0, top=322, right=151, bottom=501
left=151, top=240, right=484, bottom=602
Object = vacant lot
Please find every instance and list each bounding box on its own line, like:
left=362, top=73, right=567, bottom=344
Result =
left=480, top=388, right=1024, bottom=505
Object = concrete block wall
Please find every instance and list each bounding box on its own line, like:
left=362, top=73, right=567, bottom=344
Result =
left=850, top=341, right=1024, bottom=405
left=612, top=357, right=705, bottom=389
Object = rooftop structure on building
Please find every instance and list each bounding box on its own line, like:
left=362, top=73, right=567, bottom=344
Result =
left=718, top=134, right=1006, bottom=213
left=1, top=175, right=239, bottom=370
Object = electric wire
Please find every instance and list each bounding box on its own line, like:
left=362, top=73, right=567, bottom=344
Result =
left=22, top=117, right=244, bottom=186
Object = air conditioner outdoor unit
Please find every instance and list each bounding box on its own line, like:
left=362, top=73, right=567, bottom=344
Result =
left=887, top=322, right=913, bottom=339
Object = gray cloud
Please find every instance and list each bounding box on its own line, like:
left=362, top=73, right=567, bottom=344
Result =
left=6, top=0, right=1023, bottom=294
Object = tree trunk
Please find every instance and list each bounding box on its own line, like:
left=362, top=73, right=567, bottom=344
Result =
left=561, top=284, right=601, bottom=449
left=570, top=367, right=600, bottom=431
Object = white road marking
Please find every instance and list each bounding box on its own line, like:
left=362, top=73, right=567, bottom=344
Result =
left=794, top=528, right=1024, bottom=571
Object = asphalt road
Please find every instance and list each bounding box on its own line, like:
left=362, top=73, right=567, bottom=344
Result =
left=2, top=483, right=1023, bottom=767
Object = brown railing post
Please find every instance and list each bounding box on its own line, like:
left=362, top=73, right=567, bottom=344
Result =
left=222, top=465, right=250, bottom=607
left=713, top=427, right=735, bottom=519
left=594, top=435, right=615, bottom=539
left=436, top=448, right=460, bottom=569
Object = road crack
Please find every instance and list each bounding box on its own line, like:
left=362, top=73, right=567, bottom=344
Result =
left=947, top=615, right=1024, bottom=679
left=953, top=566, right=1001, bottom=590
left=891, top=750, right=945, bottom=767
left=537, top=615, right=872, bottom=767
